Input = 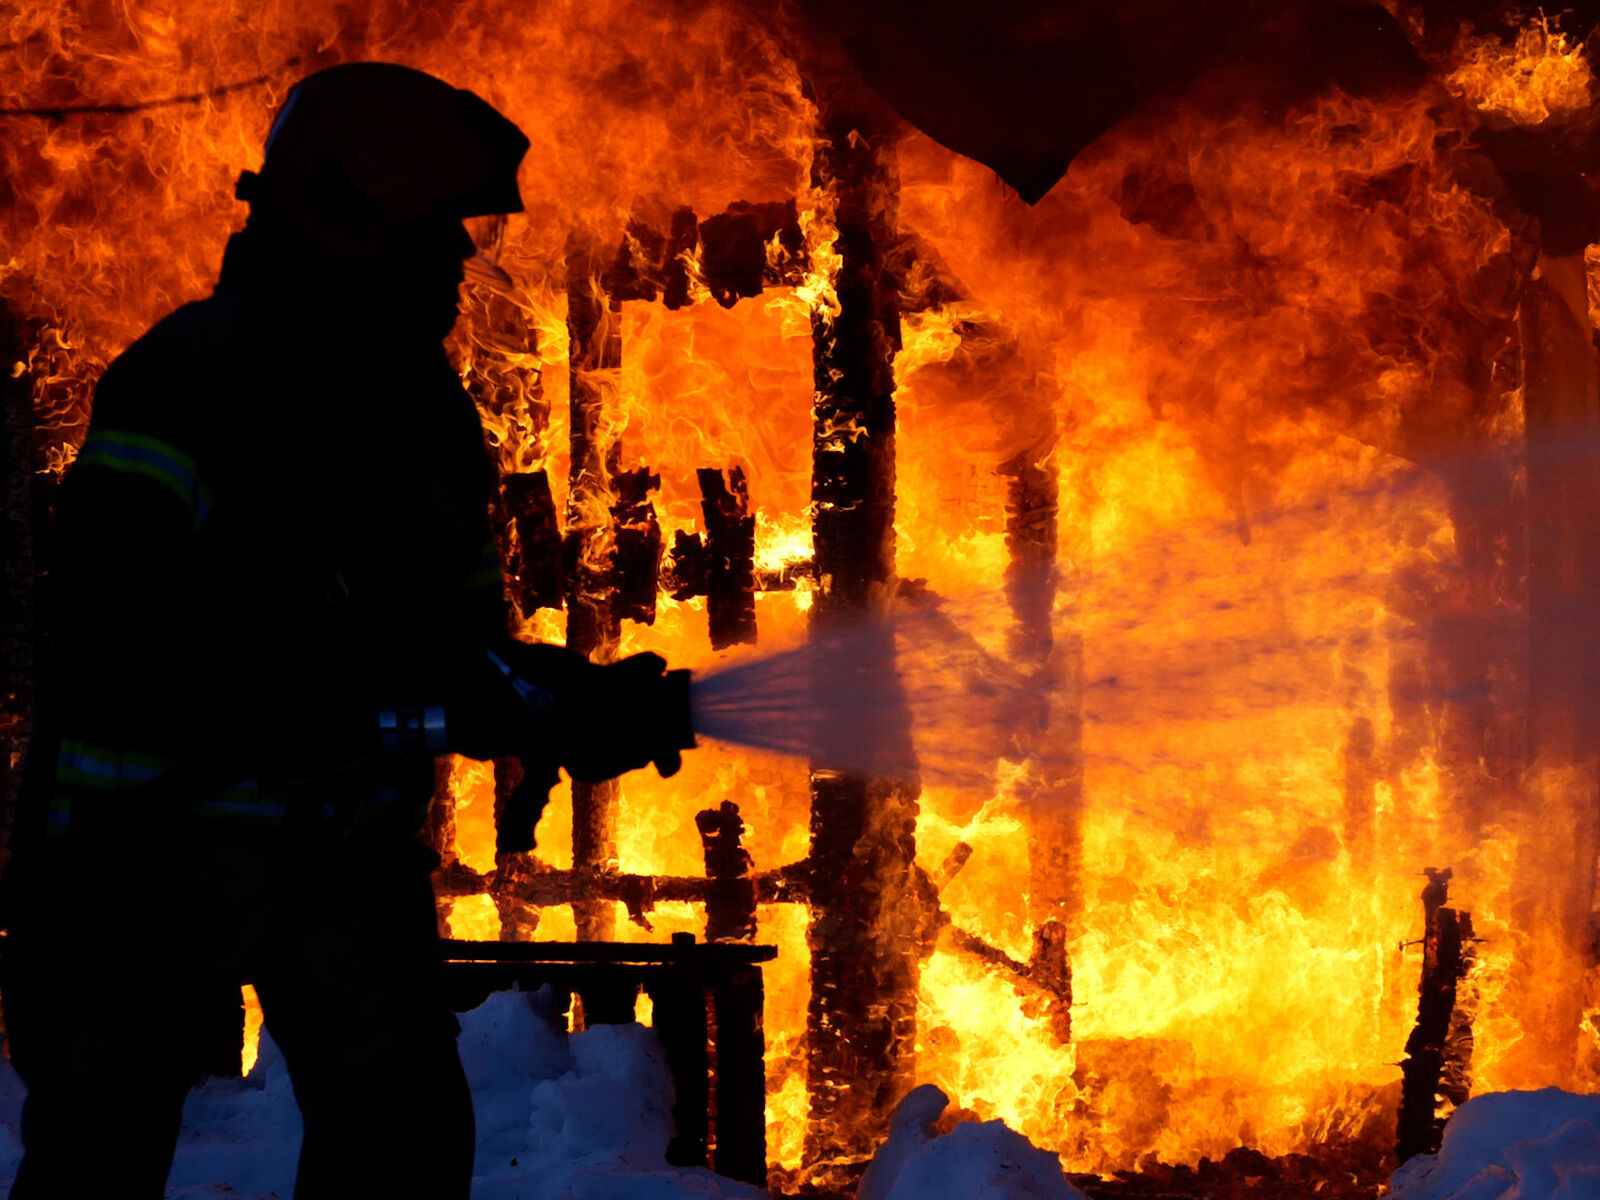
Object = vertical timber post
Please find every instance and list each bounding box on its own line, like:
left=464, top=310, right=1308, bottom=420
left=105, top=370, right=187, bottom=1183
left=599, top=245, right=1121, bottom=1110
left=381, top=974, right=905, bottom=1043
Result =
left=1397, top=868, right=1476, bottom=1162
left=803, top=112, right=922, bottom=1176
left=566, top=239, right=623, bottom=943
left=1001, top=436, right=1080, bottom=1044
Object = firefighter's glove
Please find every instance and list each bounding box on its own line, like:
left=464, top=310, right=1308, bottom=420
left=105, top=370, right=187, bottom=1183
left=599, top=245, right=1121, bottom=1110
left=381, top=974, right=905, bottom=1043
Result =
left=561, top=651, right=692, bottom=784
left=455, top=641, right=694, bottom=784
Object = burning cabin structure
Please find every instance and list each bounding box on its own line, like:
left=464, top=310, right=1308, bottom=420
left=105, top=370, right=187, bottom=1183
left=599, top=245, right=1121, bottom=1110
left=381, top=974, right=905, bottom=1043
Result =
left=2, top=0, right=1600, bottom=1191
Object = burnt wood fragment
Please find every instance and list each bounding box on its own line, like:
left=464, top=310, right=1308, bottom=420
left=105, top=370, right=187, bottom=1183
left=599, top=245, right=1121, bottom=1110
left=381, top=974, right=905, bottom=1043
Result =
left=700, top=199, right=803, bottom=307
left=429, top=859, right=809, bottom=908
left=697, top=800, right=757, bottom=943
left=1029, top=918, right=1074, bottom=1044
left=502, top=470, right=564, bottom=615
left=1397, top=867, right=1476, bottom=1163
left=698, top=467, right=757, bottom=649
left=609, top=466, right=662, bottom=626
left=663, top=207, right=699, bottom=310
left=667, top=528, right=711, bottom=601
left=931, top=841, right=973, bottom=891
left=491, top=756, right=542, bottom=940
left=600, top=200, right=803, bottom=311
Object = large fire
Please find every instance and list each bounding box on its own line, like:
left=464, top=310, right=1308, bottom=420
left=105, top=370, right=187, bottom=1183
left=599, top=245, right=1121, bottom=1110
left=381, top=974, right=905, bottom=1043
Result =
left=3, top=0, right=1598, bottom=1185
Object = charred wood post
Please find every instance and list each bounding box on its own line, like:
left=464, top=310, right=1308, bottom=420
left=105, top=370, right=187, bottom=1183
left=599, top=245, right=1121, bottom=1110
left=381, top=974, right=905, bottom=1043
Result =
left=1029, top=919, right=1074, bottom=1045
left=655, top=931, right=712, bottom=1170
left=0, top=303, right=36, bottom=869
left=697, top=467, right=756, bottom=649
left=492, top=757, right=543, bottom=941
left=610, top=466, right=662, bottom=627
left=566, top=239, right=624, bottom=942
left=803, top=112, right=924, bottom=1173
left=698, top=800, right=757, bottom=943
left=710, top=962, right=768, bottom=1186
left=665, top=467, right=760, bottom=648
left=1397, top=867, right=1476, bottom=1163
left=1000, top=440, right=1080, bottom=1045
left=502, top=470, right=563, bottom=617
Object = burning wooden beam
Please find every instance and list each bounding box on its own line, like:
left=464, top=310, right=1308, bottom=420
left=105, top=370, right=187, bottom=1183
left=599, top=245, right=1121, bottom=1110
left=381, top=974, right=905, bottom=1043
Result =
left=697, top=799, right=757, bottom=943
left=803, top=107, right=925, bottom=1175
left=502, top=470, right=563, bottom=616
left=605, top=200, right=804, bottom=309
left=696, top=467, right=756, bottom=649
left=1396, top=867, right=1476, bottom=1164
left=565, top=237, right=624, bottom=942
left=610, top=466, right=663, bottom=627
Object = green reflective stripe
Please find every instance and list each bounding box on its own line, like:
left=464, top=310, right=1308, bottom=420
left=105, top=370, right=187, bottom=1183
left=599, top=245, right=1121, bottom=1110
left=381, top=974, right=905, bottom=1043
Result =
left=77, top=428, right=213, bottom=528
left=191, top=798, right=287, bottom=825
left=50, top=739, right=285, bottom=828
left=56, top=738, right=174, bottom=790
left=44, top=795, right=73, bottom=829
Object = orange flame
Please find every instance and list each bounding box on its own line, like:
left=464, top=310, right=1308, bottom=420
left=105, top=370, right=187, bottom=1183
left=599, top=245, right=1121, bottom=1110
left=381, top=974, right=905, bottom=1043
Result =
left=4, top=0, right=1597, bottom=1178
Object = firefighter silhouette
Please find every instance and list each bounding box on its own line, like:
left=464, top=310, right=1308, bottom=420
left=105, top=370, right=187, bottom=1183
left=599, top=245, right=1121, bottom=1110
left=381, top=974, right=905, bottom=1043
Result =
left=2, top=62, right=687, bottom=1198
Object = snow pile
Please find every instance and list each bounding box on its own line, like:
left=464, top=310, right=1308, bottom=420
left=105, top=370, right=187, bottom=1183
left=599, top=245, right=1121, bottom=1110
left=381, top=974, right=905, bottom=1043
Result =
left=464, top=989, right=763, bottom=1200
left=0, top=987, right=766, bottom=1200
left=859, top=1083, right=1088, bottom=1200
left=1389, top=1089, right=1600, bottom=1200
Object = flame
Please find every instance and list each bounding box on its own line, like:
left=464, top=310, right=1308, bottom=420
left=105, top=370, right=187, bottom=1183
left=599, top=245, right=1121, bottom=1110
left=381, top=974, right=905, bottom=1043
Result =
left=241, top=984, right=264, bottom=1075
left=1446, top=20, right=1595, bottom=126
left=5, top=0, right=1598, bottom=1178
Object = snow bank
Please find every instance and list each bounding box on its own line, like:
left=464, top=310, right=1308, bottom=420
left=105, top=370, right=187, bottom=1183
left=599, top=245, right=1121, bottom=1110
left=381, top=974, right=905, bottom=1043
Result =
left=859, top=1083, right=1088, bottom=1200
left=0, top=987, right=767, bottom=1200
left=1388, top=1089, right=1600, bottom=1200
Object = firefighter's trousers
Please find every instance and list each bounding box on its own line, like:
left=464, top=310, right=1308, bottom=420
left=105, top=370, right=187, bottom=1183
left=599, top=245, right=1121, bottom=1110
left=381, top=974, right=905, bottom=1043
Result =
left=0, top=824, right=474, bottom=1199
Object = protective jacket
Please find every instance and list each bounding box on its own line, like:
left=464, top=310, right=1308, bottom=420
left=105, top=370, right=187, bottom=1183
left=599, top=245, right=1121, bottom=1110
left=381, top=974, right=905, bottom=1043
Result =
left=29, top=221, right=505, bottom=847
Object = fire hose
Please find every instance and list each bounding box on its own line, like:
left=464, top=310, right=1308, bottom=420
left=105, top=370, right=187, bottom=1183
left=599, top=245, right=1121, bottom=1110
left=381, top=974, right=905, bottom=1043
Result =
left=379, top=640, right=697, bottom=854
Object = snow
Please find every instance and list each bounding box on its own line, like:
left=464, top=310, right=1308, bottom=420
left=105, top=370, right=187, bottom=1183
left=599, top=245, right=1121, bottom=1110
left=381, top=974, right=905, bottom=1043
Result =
left=858, top=1083, right=1088, bottom=1200
left=1388, top=1089, right=1600, bottom=1200
left=5, top=989, right=1589, bottom=1200
left=0, top=987, right=765, bottom=1200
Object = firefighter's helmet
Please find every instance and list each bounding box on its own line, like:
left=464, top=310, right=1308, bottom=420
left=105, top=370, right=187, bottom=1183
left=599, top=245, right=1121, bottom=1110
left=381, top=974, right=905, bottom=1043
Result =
left=237, top=62, right=528, bottom=246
